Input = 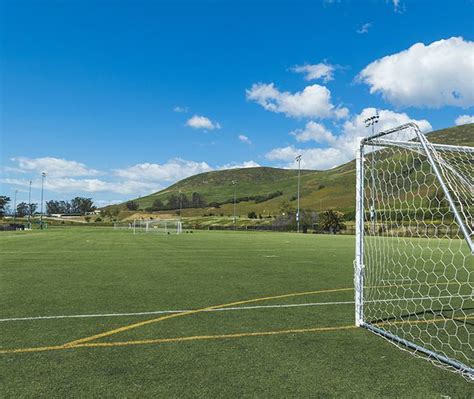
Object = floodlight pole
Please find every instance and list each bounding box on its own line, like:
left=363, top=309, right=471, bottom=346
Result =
left=232, top=180, right=237, bottom=229
left=28, top=180, right=32, bottom=226
left=40, top=172, right=46, bottom=229
left=364, top=112, right=379, bottom=233
left=179, top=190, right=182, bottom=221
left=295, top=154, right=302, bottom=233
left=13, top=189, right=18, bottom=224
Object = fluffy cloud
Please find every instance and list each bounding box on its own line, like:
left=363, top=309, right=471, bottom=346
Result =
left=238, top=134, right=252, bottom=144
left=1, top=177, right=160, bottom=195
left=185, top=115, right=221, bottom=130
left=357, top=22, right=371, bottom=34
left=3, top=157, right=217, bottom=196
left=246, top=83, right=348, bottom=119
left=219, top=161, right=260, bottom=170
left=290, top=121, right=335, bottom=143
left=291, top=62, right=335, bottom=82
left=115, top=159, right=213, bottom=182
left=9, top=157, right=100, bottom=177
left=266, top=108, right=432, bottom=170
left=455, top=115, right=474, bottom=126
left=358, top=37, right=474, bottom=108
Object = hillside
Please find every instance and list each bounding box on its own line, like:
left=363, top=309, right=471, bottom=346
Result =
left=108, top=124, right=473, bottom=218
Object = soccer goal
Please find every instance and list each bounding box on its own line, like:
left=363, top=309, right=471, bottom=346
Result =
left=131, top=219, right=183, bottom=234
left=354, top=122, right=473, bottom=380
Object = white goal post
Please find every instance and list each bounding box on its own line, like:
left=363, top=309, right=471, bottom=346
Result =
left=354, top=122, right=473, bottom=380
left=132, top=219, right=183, bottom=235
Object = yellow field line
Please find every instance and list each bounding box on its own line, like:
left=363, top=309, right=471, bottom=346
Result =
left=0, top=325, right=357, bottom=354
left=2, top=315, right=472, bottom=355
left=64, top=287, right=353, bottom=347
left=65, top=280, right=469, bottom=347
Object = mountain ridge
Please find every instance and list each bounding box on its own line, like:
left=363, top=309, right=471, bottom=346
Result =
left=108, top=124, right=473, bottom=217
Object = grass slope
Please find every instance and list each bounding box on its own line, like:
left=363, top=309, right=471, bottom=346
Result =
left=1, top=228, right=471, bottom=396
left=110, top=124, right=473, bottom=217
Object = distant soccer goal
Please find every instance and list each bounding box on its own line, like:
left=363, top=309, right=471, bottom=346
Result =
left=130, top=219, right=183, bottom=235
left=354, top=122, right=473, bottom=380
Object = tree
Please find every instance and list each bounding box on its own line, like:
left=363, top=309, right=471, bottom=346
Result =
left=126, top=201, right=139, bottom=211
left=0, top=196, right=11, bottom=217
left=151, top=199, right=164, bottom=211
left=16, top=202, right=30, bottom=217
left=319, top=210, right=346, bottom=233
left=248, top=211, right=257, bottom=219
left=71, top=197, right=96, bottom=215
left=29, top=203, right=38, bottom=216
left=179, top=193, right=190, bottom=209
left=46, top=200, right=63, bottom=214
left=166, top=194, right=179, bottom=210
left=192, top=192, right=206, bottom=208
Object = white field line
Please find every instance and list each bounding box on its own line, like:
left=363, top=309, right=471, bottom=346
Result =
left=0, top=301, right=354, bottom=322
left=1, top=294, right=471, bottom=323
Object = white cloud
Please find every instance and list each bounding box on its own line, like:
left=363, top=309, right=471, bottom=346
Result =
left=185, top=115, right=221, bottom=130
left=266, top=108, right=432, bottom=170
left=10, top=157, right=100, bottom=177
left=246, top=83, right=348, bottom=119
left=391, top=0, right=402, bottom=12
left=2, top=177, right=160, bottom=196
left=115, top=158, right=213, bottom=182
left=3, top=157, right=216, bottom=197
left=291, top=63, right=335, bottom=82
left=290, top=121, right=335, bottom=143
left=358, top=37, right=474, bottom=108
left=455, top=115, right=474, bottom=126
left=219, top=161, right=260, bottom=170
left=357, top=22, right=371, bottom=34
left=238, top=134, right=252, bottom=144
left=173, top=106, right=189, bottom=113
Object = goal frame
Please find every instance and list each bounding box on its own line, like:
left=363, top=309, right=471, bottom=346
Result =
left=354, top=122, right=474, bottom=378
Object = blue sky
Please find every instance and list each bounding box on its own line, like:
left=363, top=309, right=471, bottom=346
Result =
left=1, top=0, right=473, bottom=206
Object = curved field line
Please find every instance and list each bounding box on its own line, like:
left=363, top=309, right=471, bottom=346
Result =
left=64, top=287, right=353, bottom=347
left=0, top=325, right=357, bottom=354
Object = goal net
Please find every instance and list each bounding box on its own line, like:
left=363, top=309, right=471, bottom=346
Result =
left=131, top=219, right=183, bottom=234
left=354, top=122, right=473, bottom=380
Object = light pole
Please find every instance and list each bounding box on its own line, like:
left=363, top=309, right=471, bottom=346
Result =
left=13, top=189, right=18, bottom=224
left=232, top=180, right=237, bottom=229
left=295, top=154, right=302, bottom=233
left=28, top=180, right=32, bottom=227
left=364, top=111, right=379, bottom=233
left=40, top=172, right=46, bottom=229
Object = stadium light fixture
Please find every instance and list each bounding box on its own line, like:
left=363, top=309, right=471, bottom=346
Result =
left=364, top=111, right=379, bottom=136
left=295, top=154, right=302, bottom=233
left=40, top=172, right=46, bottom=229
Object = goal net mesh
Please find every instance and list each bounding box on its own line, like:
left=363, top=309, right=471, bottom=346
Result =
left=358, top=123, right=473, bottom=379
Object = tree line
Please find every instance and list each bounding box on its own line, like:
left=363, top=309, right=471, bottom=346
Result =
left=46, top=197, right=96, bottom=215
left=125, top=190, right=284, bottom=212
left=0, top=196, right=37, bottom=217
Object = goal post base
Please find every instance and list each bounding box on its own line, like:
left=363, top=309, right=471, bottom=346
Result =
left=362, top=322, right=474, bottom=379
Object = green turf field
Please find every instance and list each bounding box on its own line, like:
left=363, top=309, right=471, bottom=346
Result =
left=0, top=228, right=472, bottom=397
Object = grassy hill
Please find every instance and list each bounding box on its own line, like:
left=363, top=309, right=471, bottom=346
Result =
left=107, top=124, right=473, bottom=219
